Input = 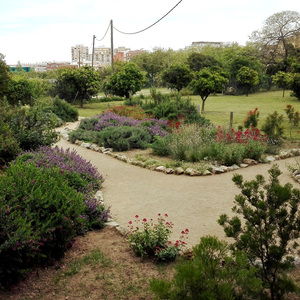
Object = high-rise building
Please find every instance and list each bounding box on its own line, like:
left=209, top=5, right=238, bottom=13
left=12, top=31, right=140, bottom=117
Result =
left=71, top=45, right=89, bottom=63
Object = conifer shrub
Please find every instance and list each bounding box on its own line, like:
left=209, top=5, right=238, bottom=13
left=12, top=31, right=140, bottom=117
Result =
left=150, top=236, right=262, bottom=299
left=218, top=165, right=300, bottom=299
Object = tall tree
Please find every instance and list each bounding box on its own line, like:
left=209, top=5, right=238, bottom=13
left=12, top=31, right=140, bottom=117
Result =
left=104, top=62, right=146, bottom=99
left=250, top=11, right=300, bottom=61
left=272, top=71, right=293, bottom=97
left=52, top=66, right=101, bottom=108
left=187, top=52, right=222, bottom=72
left=189, top=68, right=228, bottom=113
left=236, top=66, right=259, bottom=96
left=161, top=64, right=192, bottom=92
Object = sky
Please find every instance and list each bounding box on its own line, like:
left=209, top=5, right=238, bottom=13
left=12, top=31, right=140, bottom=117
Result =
left=1, top=0, right=299, bottom=65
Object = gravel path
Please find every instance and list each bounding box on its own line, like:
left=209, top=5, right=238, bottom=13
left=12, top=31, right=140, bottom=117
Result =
left=55, top=123, right=300, bottom=248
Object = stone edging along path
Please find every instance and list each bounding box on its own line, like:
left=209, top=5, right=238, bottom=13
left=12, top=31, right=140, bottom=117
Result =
left=59, top=127, right=300, bottom=182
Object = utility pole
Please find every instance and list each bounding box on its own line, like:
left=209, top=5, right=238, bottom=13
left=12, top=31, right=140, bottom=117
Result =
left=110, top=19, right=114, bottom=74
left=92, top=35, right=96, bottom=68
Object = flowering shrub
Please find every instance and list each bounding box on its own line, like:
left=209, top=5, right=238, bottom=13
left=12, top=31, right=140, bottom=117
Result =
left=0, top=161, right=87, bottom=287
left=16, top=146, right=104, bottom=193
left=75, top=111, right=169, bottom=142
left=128, top=214, right=188, bottom=262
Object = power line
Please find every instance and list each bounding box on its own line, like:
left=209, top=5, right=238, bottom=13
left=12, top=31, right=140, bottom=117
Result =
left=113, top=0, right=183, bottom=35
left=96, top=21, right=111, bottom=42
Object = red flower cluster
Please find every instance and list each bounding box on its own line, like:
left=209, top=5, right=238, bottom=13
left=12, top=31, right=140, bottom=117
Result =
left=167, top=115, right=185, bottom=132
left=215, top=126, right=267, bottom=145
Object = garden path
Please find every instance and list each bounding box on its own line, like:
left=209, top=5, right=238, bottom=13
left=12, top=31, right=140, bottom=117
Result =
left=55, top=122, right=300, bottom=248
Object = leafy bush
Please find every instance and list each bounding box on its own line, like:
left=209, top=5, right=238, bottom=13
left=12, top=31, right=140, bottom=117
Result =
left=127, top=214, right=188, bottom=262
left=9, top=105, right=59, bottom=151
left=150, top=236, right=262, bottom=299
left=68, top=128, right=100, bottom=144
left=0, top=122, right=21, bottom=165
left=0, top=161, right=87, bottom=287
left=51, top=96, right=78, bottom=122
left=97, top=126, right=152, bottom=151
left=218, top=165, right=300, bottom=299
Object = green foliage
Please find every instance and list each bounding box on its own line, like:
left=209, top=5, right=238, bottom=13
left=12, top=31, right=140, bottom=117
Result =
left=236, top=66, right=259, bottom=96
left=0, top=161, right=87, bottom=287
left=272, top=71, right=293, bottom=97
left=150, top=236, right=262, bottom=299
left=285, top=104, right=300, bottom=139
left=97, top=126, right=152, bottom=151
left=9, top=105, right=59, bottom=150
left=68, top=128, right=100, bottom=144
left=218, top=165, right=300, bottom=299
left=161, top=64, right=192, bottom=91
left=104, top=62, right=146, bottom=98
left=0, top=57, right=12, bottom=100
left=52, top=66, right=101, bottom=108
left=151, top=135, right=172, bottom=156
left=0, top=121, right=21, bottom=165
left=187, top=52, right=222, bottom=72
left=290, top=73, right=300, bottom=100
left=6, top=77, right=35, bottom=106
left=261, top=111, right=284, bottom=144
left=189, top=68, right=228, bottom=112
left=142, top=89, right=210, bottom=125
left=128, top=214, right=188, bottom=261
left=51, top=96, right=79, bottom=122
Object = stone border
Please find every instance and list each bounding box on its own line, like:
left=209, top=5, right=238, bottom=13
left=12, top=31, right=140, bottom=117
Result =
left=59, top=127, right=300, bottom=179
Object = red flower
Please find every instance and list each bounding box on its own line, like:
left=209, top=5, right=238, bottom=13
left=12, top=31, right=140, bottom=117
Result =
left=143, top=218, right=147, bottom=222
left=135, top=215, right=139, bottom=218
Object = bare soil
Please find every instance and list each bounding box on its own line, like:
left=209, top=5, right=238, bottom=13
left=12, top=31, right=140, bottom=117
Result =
left=2, top=123, right=300, bottom=299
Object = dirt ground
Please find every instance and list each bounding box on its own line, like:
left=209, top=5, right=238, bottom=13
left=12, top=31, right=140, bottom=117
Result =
left=2, top=123, right=300, bottom=299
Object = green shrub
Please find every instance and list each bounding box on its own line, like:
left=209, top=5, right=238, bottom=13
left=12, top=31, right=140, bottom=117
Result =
left=150, top=236, right=262, bottom=299
left=0, top=161, right=87, bottom=287
left=69, top=128, right=100, bottom=144
left=78, top=117, right=99, bottom=131
left=151, top=135, right=171, bottom=156
left=261, top=111, right=284, bottom=144
left=97, top=126, right=152, bottom=151
left=218, top=165, right=300, bottom=299
left=51, top=96, right=78, bottom=122
left=9, top=105, right=59, bottom=150
left=0, top=122, right=21, bottom=165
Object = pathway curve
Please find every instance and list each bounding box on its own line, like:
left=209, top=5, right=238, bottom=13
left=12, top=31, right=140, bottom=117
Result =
left=55, top=123, right=300, bottom=247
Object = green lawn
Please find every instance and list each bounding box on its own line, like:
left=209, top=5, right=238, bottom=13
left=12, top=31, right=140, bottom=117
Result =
left=76, top=89, right=300, bottom=140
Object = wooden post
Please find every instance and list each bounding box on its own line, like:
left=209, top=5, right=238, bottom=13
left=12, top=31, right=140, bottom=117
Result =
left=230, top=112, right=233, bottom=130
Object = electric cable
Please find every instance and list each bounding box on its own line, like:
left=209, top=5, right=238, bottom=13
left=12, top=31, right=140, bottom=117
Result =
left=113, top=0, right=182, bottom=35
left=96, top=22, right=111, bottom=42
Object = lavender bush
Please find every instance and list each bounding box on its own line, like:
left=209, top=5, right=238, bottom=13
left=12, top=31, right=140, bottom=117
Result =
left=16, top=146, right=104, bottom=193
left=90, top=111, right=169, bottom=139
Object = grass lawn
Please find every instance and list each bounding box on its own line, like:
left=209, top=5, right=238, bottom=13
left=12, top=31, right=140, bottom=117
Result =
left=76, top=89, right=300, bottom=141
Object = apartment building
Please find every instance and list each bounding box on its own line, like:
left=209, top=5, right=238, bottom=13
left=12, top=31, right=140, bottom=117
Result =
left=71, top=44, right=89, bottom=63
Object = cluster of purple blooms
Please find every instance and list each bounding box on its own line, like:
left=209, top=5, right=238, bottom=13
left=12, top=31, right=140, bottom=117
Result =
left=91, top=111, right=169, bottom=138
left=20, top=146, right=103, bottom=186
